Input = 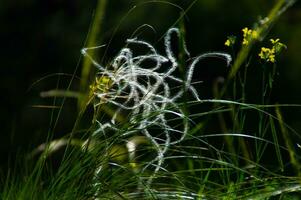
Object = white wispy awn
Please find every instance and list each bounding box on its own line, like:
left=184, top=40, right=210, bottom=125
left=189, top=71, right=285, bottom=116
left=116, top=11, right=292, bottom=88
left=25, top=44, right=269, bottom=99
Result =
left=81, top=27, right=232, bottom=186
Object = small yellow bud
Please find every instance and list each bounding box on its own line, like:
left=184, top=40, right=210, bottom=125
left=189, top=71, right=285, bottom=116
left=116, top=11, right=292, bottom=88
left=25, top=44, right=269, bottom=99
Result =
left=242, top=27, right=252, bottom=36
left=270, top=38, right=287, bottom=53
left=251, top=30, right=258, bottom=39
left=268, top=55, right=275, bottom=63
left=224, top=36, right=236, bottom=47
left=270, top=38, right=280, bottom=44
left=243, top=38, right=249, bottom=46
left=225, top=39, right=231, bottom=46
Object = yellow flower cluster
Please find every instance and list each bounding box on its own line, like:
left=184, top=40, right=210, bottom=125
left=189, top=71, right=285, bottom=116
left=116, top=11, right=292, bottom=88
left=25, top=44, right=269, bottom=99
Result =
left=224, top=27, right=258, bottom=47
left=258, top=47, right=276, bottom=63
left=89, top=76, right=112, bottom=98
left=258, top=38, right=286, bottom=63
left=242, top=27, right=258, bottom=46
left=224, top=27, right=286, bottom=64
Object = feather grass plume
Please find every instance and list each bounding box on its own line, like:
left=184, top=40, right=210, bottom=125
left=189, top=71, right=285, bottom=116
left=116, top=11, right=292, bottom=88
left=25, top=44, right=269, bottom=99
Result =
left=81, top=27, right=231, bottom=186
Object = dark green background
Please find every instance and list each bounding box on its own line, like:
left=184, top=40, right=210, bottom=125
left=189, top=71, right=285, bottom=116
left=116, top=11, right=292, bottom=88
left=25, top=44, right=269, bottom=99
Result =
left=1, top=0, right=301, bottom=169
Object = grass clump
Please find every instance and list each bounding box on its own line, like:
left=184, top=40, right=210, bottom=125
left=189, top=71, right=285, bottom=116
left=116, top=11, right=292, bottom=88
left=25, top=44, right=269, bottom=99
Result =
left=2, top=0, right=301, bottom=199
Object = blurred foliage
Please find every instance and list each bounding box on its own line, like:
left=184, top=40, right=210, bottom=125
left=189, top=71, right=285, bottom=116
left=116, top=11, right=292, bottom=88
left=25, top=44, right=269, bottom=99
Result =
left=0, top=0, right=301, bottom=171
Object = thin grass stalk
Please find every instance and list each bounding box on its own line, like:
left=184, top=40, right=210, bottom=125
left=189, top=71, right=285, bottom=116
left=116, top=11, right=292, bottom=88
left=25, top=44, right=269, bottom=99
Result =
left=79, top=0, right=108, bottom=110
left=276, top=106, right=301, bottom=176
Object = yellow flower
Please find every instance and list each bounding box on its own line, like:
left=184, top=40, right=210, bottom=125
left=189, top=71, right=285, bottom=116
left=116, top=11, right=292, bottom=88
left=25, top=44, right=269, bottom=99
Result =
left=251, top=30, right=258, bottom=39
left=258, top=38, right=287, bottom=63
left=242, top=27, right=257, bottom=46
left=268, top=54, right=275, bottom=63
left=225, top=39, right=231, bottom=46
left=89, top=75, right=112, bottom=99
left=259, top=47, right=275, bottom=63
left=270, top=38, right=287, bottom=53
left=243, top=38, right=249, bottom=45
left=242, top=27, right=252, bottom=37
left=224, top=36, right=236, bottom=47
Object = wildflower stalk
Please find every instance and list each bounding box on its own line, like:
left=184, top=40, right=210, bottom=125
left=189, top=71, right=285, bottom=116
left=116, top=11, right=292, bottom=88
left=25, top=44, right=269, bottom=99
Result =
left=220, top=0, right=296, bottom=98
left=220, top=0, right=293, bottom=164
left=216, top=2, right=295, bottom=162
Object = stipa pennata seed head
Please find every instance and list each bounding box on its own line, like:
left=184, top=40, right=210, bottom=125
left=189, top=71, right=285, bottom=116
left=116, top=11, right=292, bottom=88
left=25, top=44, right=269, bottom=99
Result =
left=81, top=27, right=231, bottom=184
